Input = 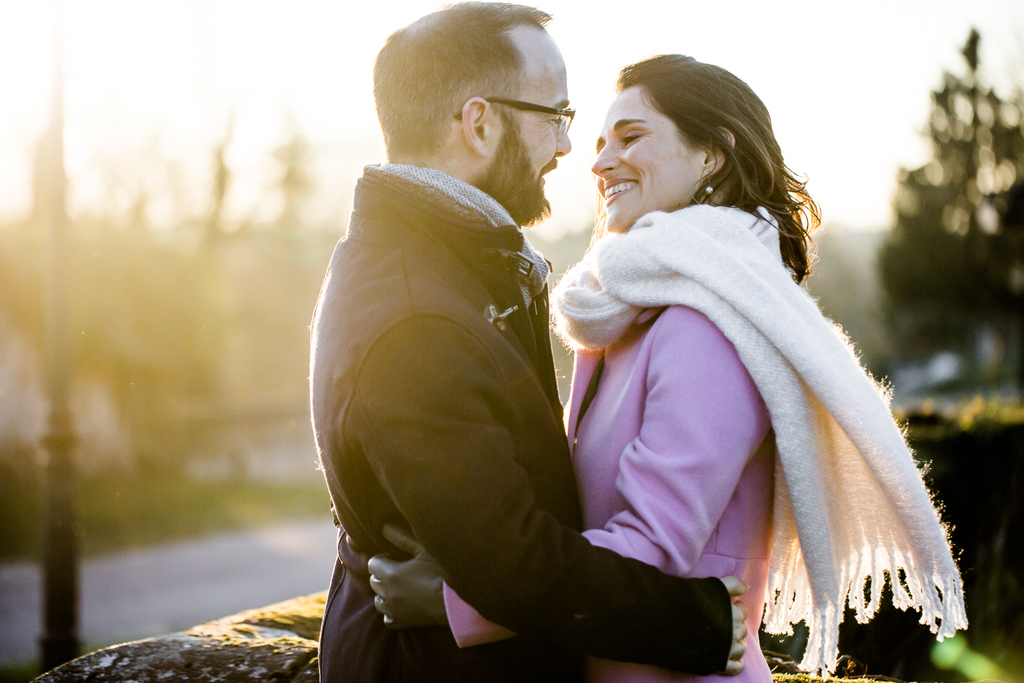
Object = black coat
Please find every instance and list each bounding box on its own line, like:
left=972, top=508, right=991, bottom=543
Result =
left=310, top=174, right=732, bottom=682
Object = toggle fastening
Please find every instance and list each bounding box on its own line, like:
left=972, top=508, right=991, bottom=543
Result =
left=485, top=304, right=518, bottom=332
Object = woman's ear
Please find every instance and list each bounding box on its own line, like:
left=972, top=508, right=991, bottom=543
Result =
left=718, top=127, right=737, bottom=149
left=704, top=129, right=735, bottom=175
left=459, top=97, right=502, bottom=158
left=703, top=148, right=724, bottom=177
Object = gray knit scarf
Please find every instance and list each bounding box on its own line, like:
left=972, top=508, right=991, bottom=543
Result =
left=364, top=164, right=550, bottom=307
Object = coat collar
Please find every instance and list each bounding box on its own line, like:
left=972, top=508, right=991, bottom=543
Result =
left=347, top=174, right=525, bottom=275
left=347, top=172, right=563, bottom=419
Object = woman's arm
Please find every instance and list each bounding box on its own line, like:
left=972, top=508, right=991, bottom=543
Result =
left=443, top=582, right=517, bottom=646
left=583, top=306, right=771, bottom=575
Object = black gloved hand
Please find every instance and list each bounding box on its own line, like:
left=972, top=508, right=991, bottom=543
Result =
left=367, top=524, right=448, bottom=629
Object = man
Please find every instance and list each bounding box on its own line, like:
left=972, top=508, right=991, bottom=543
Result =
left=310, top=4, right=744, bottom=681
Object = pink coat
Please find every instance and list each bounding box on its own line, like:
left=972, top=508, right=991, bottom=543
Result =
left=446, top=306, right=775, bottom=683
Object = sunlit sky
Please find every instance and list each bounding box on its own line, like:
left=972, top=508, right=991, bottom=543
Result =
left=1, top=0, right=1022, bottom=239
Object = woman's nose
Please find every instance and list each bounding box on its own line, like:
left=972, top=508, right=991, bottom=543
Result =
left=592, top=146, right=616, bottom=176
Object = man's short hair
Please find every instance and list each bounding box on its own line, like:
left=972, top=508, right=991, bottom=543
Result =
left=373, top=3, right=552, bottom=160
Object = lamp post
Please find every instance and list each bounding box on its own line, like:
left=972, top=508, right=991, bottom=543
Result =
left=39, top=0, right=80, bottom=670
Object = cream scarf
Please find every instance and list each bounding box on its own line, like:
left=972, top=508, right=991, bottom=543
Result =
left=552, top=205, right=967, bottom=675
left=364, top=164, right=549, bottom=306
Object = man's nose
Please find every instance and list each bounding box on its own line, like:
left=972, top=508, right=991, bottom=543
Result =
left=555, top=129, right=572, bottom=157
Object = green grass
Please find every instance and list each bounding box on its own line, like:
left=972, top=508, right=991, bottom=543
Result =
left=0, top=664, right=38, bottom=683
left=0, top=474, right=331, bottom=561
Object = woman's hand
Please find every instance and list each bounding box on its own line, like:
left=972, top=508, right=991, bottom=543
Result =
left=367, top=524, right=448, bottom=629
left=720, top=576, right=749, bottom=676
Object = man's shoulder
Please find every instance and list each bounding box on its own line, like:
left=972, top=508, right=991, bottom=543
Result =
left=326, top=233, right=487, bottom=325
left=313, top=232, right=506, bottom=374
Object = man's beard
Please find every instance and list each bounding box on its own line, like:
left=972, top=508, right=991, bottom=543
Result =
left=476, top=115, right=553, bottom=227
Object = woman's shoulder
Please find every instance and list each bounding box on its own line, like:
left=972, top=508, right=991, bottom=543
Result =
left=647, top=306, right=753, bottom=379
left=648, top=304, right=732, bottom=350
left=646, top=305, right=768, bottom=420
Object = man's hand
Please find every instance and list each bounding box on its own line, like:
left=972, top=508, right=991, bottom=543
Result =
left=720, top=576, right=749, bottom=676
left=367, top=524, right=448, bottom=629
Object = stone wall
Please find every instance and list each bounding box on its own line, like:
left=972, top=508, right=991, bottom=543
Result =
left=35, top=593, right=326, bottom=683
left=32, top=591, right=881, bottom=683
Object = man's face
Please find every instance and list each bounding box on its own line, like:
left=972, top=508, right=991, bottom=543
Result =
left=478, top=111, right=555, bottom=226
left=477, top=25, right=571, bottom=227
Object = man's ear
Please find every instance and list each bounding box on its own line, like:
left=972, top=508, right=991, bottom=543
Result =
left=459, top=97, right=502, bottom=158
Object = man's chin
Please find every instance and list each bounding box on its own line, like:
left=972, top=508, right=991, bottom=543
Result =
left=519, top=199, right=551, bottom=228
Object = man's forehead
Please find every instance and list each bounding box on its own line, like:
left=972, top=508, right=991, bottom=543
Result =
left=508, top=25, right=568, bottom=102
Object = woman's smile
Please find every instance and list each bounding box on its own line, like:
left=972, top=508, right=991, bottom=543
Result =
left=603, top=179, right=638, bottom=204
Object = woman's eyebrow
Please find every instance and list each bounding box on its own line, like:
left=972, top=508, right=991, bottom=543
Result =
left=613, top=118, right=645, bottom=131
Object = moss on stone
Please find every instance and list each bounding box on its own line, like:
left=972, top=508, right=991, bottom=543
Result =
left=772, top=675, right=887, bottom=683
left=33, top=595, right=328, bottom=683
left=217, top=592, right=327, bottom=642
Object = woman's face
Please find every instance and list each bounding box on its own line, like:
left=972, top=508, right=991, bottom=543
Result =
left=593, top=87, right=710, bottom=233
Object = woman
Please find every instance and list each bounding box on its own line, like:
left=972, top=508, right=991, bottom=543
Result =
left=372, top=55, right=967, bottom=681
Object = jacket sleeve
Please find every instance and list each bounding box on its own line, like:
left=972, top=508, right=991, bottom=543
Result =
left=348, top=314, right=733, bottom=673
left=582, top=306, right=771, bottom=575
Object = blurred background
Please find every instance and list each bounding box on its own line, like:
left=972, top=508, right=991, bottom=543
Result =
left=1, top=0, right=1024, bottom=681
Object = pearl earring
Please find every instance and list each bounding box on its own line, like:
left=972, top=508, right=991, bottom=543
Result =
left=702, top=157, right=714, bottom=197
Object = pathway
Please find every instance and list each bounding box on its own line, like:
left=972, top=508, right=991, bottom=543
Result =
left=0, top=518, right=338, bottom=666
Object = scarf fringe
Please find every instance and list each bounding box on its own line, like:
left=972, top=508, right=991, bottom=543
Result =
left=764, top=546, right=967, bottom=676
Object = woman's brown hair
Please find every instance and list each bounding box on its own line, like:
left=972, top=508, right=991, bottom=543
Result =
left=612, top=55, right=819, bottom=283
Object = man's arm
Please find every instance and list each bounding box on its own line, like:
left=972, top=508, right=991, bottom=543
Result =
left=366, top=539, right=749, bottom=675
left=347, top=314, right=732, bottom=673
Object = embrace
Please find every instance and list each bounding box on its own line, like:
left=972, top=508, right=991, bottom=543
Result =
left=309, top=3, right=967, bottom=682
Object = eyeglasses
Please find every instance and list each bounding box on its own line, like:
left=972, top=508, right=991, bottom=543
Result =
left=457, top=98, right=575, bottom=136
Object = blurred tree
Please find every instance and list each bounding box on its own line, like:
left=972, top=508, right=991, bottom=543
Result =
left=203, top=116, right=234, bottom=241
left=0, top=119, right=343, bottom=478
left=879, top=29, right=1024, bottom=387
left=806, top=229, right=891, bottom=376
left=0, top=137, right=224, bottom=473
left=70, top=218, right=222, bottom=465
left=273, top=128, right=314, bottom=231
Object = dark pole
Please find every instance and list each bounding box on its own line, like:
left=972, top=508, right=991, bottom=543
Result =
left=40, top=0, right=80, bottom=670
